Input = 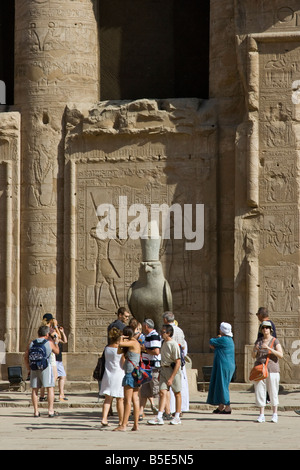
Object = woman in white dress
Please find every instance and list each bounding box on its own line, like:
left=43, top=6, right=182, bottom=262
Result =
left=100, top=327, right=125, bottom=426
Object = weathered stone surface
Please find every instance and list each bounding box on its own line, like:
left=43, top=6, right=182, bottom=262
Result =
left=14, top=0, right=99, bottom=350
left=0, top=113, right=21, bottom=353
left=0, top=1, right=300, bottom=384
left=64, top=98, right=217, bottom=353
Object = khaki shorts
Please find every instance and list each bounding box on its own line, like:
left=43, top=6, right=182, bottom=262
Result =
left=159, top=366, right=181, bottom=394
left=140, top=369, right=160, bottom=398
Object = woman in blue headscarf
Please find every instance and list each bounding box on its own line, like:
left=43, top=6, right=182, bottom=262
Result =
left=206, top=322, right=235, bottom=414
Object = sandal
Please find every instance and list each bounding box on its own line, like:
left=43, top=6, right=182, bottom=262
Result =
left=212, top=408, right=224, bottom=414
left=48, top=411, right=59, bottom=418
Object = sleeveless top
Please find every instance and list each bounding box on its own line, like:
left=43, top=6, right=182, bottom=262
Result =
left=124, top=351, right=140, bottom=373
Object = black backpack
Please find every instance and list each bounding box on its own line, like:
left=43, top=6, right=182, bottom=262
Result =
left=29, top=339, right=49, bottom=371
left=93, top=347, right=106, bottom=381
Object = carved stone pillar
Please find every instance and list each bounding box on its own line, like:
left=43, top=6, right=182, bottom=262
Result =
left=234, top=2, right=300, bottom=382
left=14, top=0, right=99, bottom=349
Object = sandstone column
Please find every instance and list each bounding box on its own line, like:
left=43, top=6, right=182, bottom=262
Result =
left=14, top=0, right=99, bottom=349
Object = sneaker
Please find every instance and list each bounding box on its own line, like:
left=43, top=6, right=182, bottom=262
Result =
left=170, top=417, right=182, bottom=425
left=271, top=414, right=278, bottom=423
left=256, top=415, right=265, bottom=423
left=147, top=417, right=164, bottom=425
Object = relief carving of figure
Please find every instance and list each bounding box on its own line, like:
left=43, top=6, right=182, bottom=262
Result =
left=90, top=193, right=127, bottom=310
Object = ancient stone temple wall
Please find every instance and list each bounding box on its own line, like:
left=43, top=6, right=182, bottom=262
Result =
left=209, top=0, right=300, bottom=381
left=1, top=0, right=300, bottom=383
left=0, top=113, right=21, bottom=352
left=234, top=1, right=300, bottom=380
left=63, top=99, right=218, bottom=355
left=14, top=0, right=99, bottom=350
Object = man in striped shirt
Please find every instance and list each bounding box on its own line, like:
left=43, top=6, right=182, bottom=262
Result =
left=139, top=318, right=161, bottom=419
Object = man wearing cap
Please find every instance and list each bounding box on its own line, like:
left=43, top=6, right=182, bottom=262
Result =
left=139, top=318, right=161, bottom=419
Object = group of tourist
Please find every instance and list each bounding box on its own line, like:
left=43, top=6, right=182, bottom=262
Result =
left=99, top=308, right=189, bottom=431
left=24, top=305, right=284, bottom=426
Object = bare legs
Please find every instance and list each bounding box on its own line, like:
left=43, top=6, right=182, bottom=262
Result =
left=158, top=389, right=181, bottom=416
left=113, top=386, right=140, bottom=431
left=102, top=395, right=124, bottom=426
left=58, top=376, right=66, bottom=400
left=31, top=386, right=54, bottom=416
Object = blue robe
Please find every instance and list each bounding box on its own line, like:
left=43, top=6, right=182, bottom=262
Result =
left=206, top=335, right=235, bottom=406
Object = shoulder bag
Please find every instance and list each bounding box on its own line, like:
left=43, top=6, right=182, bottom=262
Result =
left=249, top=338, right=276, bottom=382
left=128, top=356, right=152, bottom=386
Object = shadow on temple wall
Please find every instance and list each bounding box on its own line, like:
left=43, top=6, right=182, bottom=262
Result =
left=96, top=0, right=209, bottom=102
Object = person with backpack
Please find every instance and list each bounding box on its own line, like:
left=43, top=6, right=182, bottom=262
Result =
left=24, top=325, right=59, bottom=417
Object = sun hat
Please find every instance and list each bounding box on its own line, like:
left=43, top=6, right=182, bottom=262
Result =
left=220, top=322, right=233, bottom=337
left=259, top=320, right=273, bottom=333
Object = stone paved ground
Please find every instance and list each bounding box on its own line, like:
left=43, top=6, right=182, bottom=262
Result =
left=1, top=384, right=300, bottom=453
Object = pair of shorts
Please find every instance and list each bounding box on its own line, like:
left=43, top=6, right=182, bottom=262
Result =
left=30, top=365, right=55, bottom=389
left=140, top=369, right=160, bottom=398
left=159, top=366, right=181, bottom=394
left=56, top=361, right=66, bottom=378
left=122, top=372, right=140, bottom=389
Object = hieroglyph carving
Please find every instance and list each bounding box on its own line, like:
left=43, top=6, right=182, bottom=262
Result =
left=254, top=35, right=300, bottom=345
left=64, top=99, right=217, bottom=352
left=14, top=0, right=99, bottom=349
left=0, top=113, right=21, bottom=352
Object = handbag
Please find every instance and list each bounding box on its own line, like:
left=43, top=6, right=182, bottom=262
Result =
left=128, top=356, right=152, bottom=386
left=93, top=347, right=106, bottom=381
left=249, top=338, right=275, bottom=382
